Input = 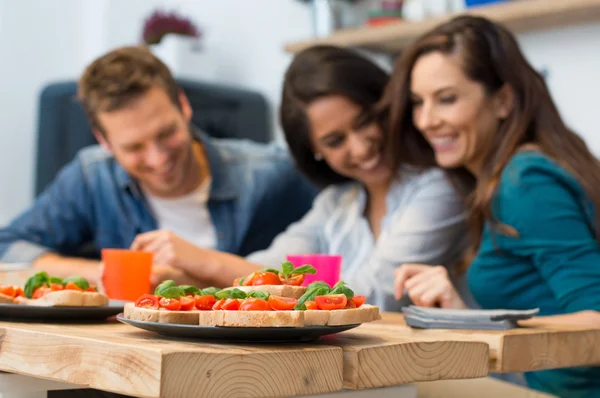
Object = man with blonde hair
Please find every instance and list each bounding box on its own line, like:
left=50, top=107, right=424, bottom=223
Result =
left=0, top=46, right=316, bottom=288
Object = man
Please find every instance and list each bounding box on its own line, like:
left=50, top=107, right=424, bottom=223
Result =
left=0, top=46, right=317, bottom=288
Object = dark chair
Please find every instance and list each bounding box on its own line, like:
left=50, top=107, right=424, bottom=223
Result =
left=34, top=79, right=272, bottom=196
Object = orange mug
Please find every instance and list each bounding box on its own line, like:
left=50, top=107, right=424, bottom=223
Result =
left=101, top=249, right=153, bottom=302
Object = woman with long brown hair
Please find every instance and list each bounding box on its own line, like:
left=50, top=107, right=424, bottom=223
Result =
left=386, top=15, right=600, bottom=397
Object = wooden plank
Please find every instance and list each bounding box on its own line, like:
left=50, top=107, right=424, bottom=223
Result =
left=320, top=327, right=489, bottom=389
left=0, top=322, right=344, bottom=398
left=365, top=313, right=600, bottom=373
left=284, top=0, right=600, bottom=54
left=0, top=319, right=492, bottom=396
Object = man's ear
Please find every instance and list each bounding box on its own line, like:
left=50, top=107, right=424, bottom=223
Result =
left=178, top=90, right=193, bottom=122
left=93, top=128, right=112, bottom=153
left=494, top=84, right=515, bottom=120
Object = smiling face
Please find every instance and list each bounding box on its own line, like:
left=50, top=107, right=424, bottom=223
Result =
left=306, top=95, right=392, bottom=188
left=409, top=51, right=511, bottom=173
left=95, top=87, right=201, bottom=198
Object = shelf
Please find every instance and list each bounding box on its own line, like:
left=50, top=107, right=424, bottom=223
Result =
left=285, top=0, right=600, bottom=54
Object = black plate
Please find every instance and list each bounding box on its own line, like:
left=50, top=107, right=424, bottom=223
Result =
left=0, top=300, right=126, bottom=322
left=117, top=314, right=359, bottom=343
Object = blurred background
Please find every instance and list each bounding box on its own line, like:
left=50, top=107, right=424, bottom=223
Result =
left=1, top=0, right=599, bottom=225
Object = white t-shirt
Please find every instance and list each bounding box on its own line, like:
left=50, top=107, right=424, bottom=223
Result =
left=142, top=177, right=217, bottom=249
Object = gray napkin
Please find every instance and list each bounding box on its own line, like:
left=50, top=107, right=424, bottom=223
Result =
left=402, top=305, right=540, bottom=330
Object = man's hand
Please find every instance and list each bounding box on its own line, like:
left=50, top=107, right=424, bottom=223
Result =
left=394, top=264, right=467, bottom=309
left=130, top=230, right=203, bottom=271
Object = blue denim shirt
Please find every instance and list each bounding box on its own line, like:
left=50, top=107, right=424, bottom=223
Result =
left=0, top=131, right=318, bottom=263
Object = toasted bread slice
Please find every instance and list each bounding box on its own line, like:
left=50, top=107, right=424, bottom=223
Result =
left=124, top=302, right=200, bottom=325
left=327, top=304, right=380, bottom=325
left=15, top=290, right=109, bottom=307
left=124, top=303, right=380, bottom=327
left=304, top=305, right=380, bottom=326
left=0, top=293, right=14, bottom=304
left=227, top=285, right=307, bottom=299
left=216, top=310, right=304, bottom=328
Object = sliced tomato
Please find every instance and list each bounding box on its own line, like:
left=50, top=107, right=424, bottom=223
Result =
left=32, top=286, right=52, bottom=299
left=345, top=300, right=356, bottom=309
left=178, top=296, right=195, bottom=311
left=86, top=285, right=97, bottom=292
left=315, top=294, right=347, bottom=310
left=195, top=294, right=217, bottom=310
left=350, top=295, right=366, bottom=308
left=50, top=283, right=64, bottom=291
left=64, top=281, right=83, bottom=291
left=242, top=272, right=257, bottom=286
left=232, top=277, right=242, bottom=286
left=268, top=295, right=297, bottom=311
left=281, top=274, right=304, bottom=286
left=212, top=299, right=226, bottom=310
left=135, top=294, right=159, bottom=309
left=14, top=287, right=24, bottom=298
left=0, top=286, right=15, bottom=297
left=159, top=297, right=181, bottom=311
left=305, top=300, right=319, bottom=310
left=239, top=297, right=271, bottom=311
left=246, top=272, right=282, bottom=286
left=221, top=298, right=241, bottom=311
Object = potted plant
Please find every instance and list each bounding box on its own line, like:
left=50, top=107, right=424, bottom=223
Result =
left=140, top=9, right=204, bottom=75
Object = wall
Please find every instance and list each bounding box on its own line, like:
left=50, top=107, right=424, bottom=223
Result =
left=518, top=22, right=600, bottom=154
left=0, top=0, right=87, bottom=225
left=0, top=0, right=600, bottom=225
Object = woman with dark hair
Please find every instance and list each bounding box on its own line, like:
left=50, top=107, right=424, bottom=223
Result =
left=387, top=15, right=600, bottom=396
left=241, top=45, right=471, bottom=311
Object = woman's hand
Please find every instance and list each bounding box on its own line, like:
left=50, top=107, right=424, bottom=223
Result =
left=394, top=264, right=467, bottom=309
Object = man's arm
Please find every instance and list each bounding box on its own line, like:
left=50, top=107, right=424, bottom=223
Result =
left=33, top=253, right=102, bottom=285
left=0, top=157, right=99, bottom=282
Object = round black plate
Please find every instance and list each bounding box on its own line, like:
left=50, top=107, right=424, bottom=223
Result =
left=0, top=300, right=126, bottom=322
left=116, top=314, right=359, bottom=343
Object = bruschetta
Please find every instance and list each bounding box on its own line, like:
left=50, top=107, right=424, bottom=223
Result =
left=123, top=280, right=380, bottom=327
left=10, top=272, right=108, bottom=307
left=226, top=261, right=317, bottom=298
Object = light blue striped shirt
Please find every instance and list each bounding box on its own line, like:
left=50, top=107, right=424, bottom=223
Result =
left=247, top=166, right=473, bottom=312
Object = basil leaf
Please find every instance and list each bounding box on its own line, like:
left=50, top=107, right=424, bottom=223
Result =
left=215, top=288, right=247, bottom=300
left=291, top=265, right=317, bottom=275
left=330, top=285, right=354, bottom=300
left=62, top=276, right=90, bottom=291
left=332, top=281, right=347, bottom=289
left=246, top=291, right=270, bottom=300
left=180, top=285, right=201, bottom=296
left=281, top=261, right=294, bottom=279
left=49, top=277, right=64, bottom=285
left=200, top=287, right=221, bottom=296
left=307, top=281, right=331, bottom=290
left=295, top=286, right=331, bottom=310
left=24, top=272, right=50, bottom=299
left=154, top=280, right=176, bottom=295
left=157, top=286, right=185, bottom=298
left=259, top=268, right=281, bottom=275
left=238, top=277, right=245, bottom=286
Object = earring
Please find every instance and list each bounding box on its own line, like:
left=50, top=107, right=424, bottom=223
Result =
left=314, top=152, right=323, bottom=161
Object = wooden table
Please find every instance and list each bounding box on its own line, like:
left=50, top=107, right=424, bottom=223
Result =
left=0, top=312, right=599, bottom=397
left=368, top=313, right=600, bottom=373
left=0, top=315, right=489, bottom=398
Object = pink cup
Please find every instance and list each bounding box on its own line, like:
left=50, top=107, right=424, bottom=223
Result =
left=286, top=254, right=342, bottom=287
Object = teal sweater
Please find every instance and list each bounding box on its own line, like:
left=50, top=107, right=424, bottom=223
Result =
left=468, top=152, right=600, bottom=398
